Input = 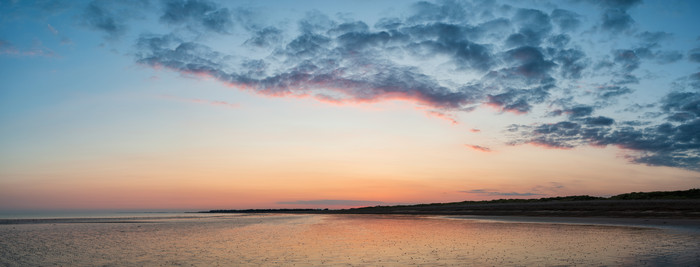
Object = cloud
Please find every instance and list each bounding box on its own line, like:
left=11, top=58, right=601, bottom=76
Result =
left=160, top=0, right=233, bottom=34
left=636, top=31, right=673, bottom=45
left=565, top=106, right=594, bottom=118
left=596, top=85, right=633, bottom=100
left=82, top=1, right=126, bottom=38
left=277, top=199, right=385, bottom=206
left=614, top=49, right=640, bottom=72
left=426, top=110, right=459, bottom=124
left=689, top=48, right=700, bottom=63
left=47, top=24, right=58, bottom=35
left=244, top=27, right=283, bottom=47
left=0, top=39, right=19, bottom=55
left=460, top=189, right=544, bottom=196
left=510, top=90, right=700, bottom=170
left=551, top=9, right=580, bottom=31
left=465, top=144, right=491, bottom=152
left=122, top=0, right=699, bottom=172
left=601, top=8, right=635, bottom=33
left=0, top=39, right=55, bottom=57
left=586, top=0, right=642, bottom=33
left=584, top=116, right=615, bottom=126
left=552, top=48, right=587, bottom=79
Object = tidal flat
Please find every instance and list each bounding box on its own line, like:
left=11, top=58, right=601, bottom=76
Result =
left=1, top=214, right=699, bottom=266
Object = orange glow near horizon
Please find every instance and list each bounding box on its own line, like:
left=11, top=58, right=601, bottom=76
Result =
left=2, top=139, right=697, bottom=211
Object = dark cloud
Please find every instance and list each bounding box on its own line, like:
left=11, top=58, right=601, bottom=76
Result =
left=160, top=0, right=232, bottom=34
left=485, top=80, right=552, bottom=114
left=487, top=91, right=532, bottom=113
left=586, top=0, right=643, bottom=9
left=374, top=17, right=403, bottom=30
left=461, top=189, right=545, bottom=196
left=636, top=31, right=673, bottom=46
left=336, top=31, right=392, bottom=53
left=585, top=0, right=641, bottom=33
left=284, top=33, right=331, bottom=59
left=513, top=8, right=552, bottom=37
left=690, top=72, right=700, bottom=89
left=584, top=116, right=615, bottom=126
left=550, top=9, right=580, bottom=31
left=613, top=49, right=640, bottom=72
left=277, top=199, right=385, bottom=206
left=328, top=21, right=369, bottom=35
left=547, top=34, right=570, bottom=48
left=689, top=48, right=700, bottom=63
left=553, top=48, right=587, bottom=79
left=136, top=31, right=479, bottom=109
left=662, top=92, right=700, bottom=118
left=601, top=8, right=635, bottom=33
left=244, top=27, right=282, bottom=48
left=612, top=73, right=639, bottom=85
left=504, top=46, right=556, bottom=78
left=511, top=90, right=700, bottom=170
left=127, top=0, right=697, bottom=172
left=634, top=47, right=683, bottom=64
left=298, top=10, right=335, bottom=34
left=503, top=8, right=552, bottom=48
left=566, top=106, right=594, bottom=118
left=82, top=1, right=126, bottom=38
left=408, top=0, right=468, bottom=24
left=597, top=85, right=633, bottom=100
left=401, top=23, right=495, bottom=71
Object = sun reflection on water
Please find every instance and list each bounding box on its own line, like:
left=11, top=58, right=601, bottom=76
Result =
left=1, top=214, right=698, bottom=266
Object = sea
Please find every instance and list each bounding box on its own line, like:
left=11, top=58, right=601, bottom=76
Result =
left=1, top=212, right=699, bottom=266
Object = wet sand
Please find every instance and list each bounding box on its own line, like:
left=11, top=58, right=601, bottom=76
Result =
left=3, top=213, right=698, bottom=232
left=2, top=214, right=699, bottom=266
left=442, top=215, right=700, bottom=231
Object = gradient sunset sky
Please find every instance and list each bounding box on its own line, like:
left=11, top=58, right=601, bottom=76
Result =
left=1, top=0, right=699, bottom=211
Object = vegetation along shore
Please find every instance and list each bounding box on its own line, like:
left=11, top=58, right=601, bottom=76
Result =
left=207, top=189, right=700, bottom=218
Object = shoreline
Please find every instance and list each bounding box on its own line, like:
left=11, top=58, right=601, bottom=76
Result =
left=209, top=199, right=700, bottom=219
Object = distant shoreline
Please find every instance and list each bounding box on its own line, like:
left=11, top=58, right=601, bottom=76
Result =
left=208, top=189, right=700, bottom=219
left=206, top=199, right=700, bottom=219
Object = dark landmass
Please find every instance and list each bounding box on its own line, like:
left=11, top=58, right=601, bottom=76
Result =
left=208, top=189, right=700, bottom=218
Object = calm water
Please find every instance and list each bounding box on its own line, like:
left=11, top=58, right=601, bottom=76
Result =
left=1, top=214, right=699, bottom=266
left=0, top=211, right=198, bottom=219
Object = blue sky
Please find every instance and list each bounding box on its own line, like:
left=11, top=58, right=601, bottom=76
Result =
left=0, top=0, right=699, bottom=210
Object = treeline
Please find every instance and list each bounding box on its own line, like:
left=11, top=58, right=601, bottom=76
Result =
left=609, top=188, right=700, bottom=200
left=205, top=189, right=700, bottom=214
left=208, top=208, right=326, bottom=213
left=409, top=195, right=604, bottom=207
left=354, top=188, right=700, bottom=210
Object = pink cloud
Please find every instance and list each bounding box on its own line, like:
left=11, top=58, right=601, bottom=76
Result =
left=465, top=144, right=492, bottom=152
left=424, top=110, right=459, bottom=125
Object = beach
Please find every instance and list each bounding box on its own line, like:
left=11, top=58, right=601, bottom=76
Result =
left=2, top=213, right=699, bottom=266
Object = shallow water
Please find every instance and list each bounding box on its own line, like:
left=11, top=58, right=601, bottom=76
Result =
left=1, top=214, right=699, bottom=266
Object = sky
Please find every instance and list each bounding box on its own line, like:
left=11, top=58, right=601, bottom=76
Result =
left=0, top=0, right=699, bottom=211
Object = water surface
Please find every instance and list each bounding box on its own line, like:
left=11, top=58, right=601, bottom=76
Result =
left=1, top=214, right=698, bottom=266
